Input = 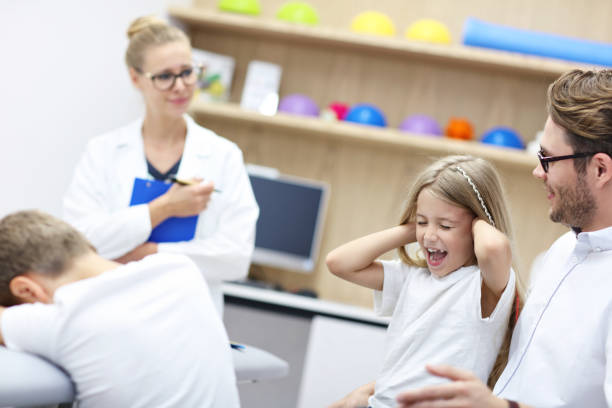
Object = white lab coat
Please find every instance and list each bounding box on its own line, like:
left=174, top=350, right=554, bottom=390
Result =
left=63, top=114, right=259, bottom=313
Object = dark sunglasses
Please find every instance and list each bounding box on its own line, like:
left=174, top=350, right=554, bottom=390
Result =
left=537, top=150, right=599, bottom=173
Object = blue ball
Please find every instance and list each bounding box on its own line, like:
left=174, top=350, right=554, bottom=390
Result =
left=345, top=104, right=387, bottom=127
left=480, top=126, right=525, bottom=149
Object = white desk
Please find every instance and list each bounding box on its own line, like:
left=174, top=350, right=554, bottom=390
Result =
left=222, top=282, right=389, bottom=408
left=0, top=343, right=288, bottom=407
left=222, top=282, right=390, bottom=326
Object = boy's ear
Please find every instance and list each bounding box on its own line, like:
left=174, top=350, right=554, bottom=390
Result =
left=9, top=275, right=52, bottom=304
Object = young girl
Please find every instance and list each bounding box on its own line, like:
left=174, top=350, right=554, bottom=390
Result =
left=326, top=155, right=520, bottom=408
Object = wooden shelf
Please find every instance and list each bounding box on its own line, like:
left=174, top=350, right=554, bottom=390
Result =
left=190, top=100, right=537, bottom=169
left=169, top=6, right=592, bottom=78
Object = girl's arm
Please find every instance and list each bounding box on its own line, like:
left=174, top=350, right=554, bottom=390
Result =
left=472, top=219, right=512, bottom=316
left=326, top=224, right=416, bottom=290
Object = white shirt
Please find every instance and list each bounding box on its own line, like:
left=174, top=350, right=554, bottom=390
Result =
left=495, top=228, right=612, bottom=408
left=63, top=115, right=259, bottom=313
left=1, top=253, right=240, bottom=408
left=369, top=260, right=516, bottom=408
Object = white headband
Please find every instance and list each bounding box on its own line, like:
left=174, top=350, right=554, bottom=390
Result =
left=454, top=166, right=495, bottom=226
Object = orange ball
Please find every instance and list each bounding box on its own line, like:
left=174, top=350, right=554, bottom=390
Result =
left=445, top=117, right=474, bottom=140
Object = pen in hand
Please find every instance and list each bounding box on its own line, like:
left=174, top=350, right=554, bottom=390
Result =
left=169, top=177, right=222, bottom=193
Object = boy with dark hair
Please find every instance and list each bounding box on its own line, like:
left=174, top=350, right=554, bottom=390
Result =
left=0, top=210, right=240, bottom=408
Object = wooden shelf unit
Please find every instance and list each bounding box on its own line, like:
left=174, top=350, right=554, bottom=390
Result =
left=174, top=3, right=573, bottom=307
left=169, top=7, right=592, bottom=79
left=190, top=100, right=537, bottom=170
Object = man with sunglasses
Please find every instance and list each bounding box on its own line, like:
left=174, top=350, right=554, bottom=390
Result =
left=395, top=69, right=612, bottom=408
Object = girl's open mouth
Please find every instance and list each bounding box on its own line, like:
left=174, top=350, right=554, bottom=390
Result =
left=427, top=248, right=447, bottom=267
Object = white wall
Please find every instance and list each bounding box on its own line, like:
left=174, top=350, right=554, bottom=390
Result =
left=0, top=0, right=189, bottom=217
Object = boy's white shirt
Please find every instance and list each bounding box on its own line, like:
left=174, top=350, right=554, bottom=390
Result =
left=369, top=260, right=515, bottom=408
left=0, top=253, right=240, bottom=408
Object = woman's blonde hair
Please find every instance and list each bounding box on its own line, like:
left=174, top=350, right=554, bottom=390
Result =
left=125, top=15, right=190, bottom=70
left=397, top=155, right=523, bottom=386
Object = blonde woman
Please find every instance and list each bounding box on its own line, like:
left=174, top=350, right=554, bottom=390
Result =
left=63, top=16, right=258, bottom=314
left=326, top=155, right=521, bottom=408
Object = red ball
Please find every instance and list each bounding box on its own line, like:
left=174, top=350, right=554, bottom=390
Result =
left=328, top=102, right=350, bottom=120
left=445, top=117, right=474, bottom=140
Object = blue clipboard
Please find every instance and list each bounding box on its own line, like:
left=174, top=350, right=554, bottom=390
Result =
left=129, top=178, right=198, bottom=243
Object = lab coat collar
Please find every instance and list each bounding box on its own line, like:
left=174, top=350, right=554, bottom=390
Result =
left=110, top=114, right=212, bottom=158
left=183, top=114, right=213, bottom=158
left=110, top=117, right=142, bottom=150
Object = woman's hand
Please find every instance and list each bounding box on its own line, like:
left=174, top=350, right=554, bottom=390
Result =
left=165, top=180, right=215, bottom=216
left=148, top=179, right=215, bottom=227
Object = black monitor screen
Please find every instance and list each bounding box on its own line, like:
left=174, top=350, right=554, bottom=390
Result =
left=249, top=174, right=324, bottom=258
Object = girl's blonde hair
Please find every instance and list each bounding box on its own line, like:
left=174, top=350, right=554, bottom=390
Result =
left=397, top=155, right=523, bottom=386
left=125, top=15, right=190, bottom=70
left=398, top=155, right=513, bottom=264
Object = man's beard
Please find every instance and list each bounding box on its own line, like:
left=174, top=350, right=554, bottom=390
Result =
left=549, top=174, right=596, bottom=229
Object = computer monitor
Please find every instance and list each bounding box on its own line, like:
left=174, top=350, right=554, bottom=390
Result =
left=247, top=164, right=329, bottom=273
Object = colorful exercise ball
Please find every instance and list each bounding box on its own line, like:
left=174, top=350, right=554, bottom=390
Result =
left=345, top=104, right=387, bottom=127
left=399, top=114, right=442, bottom=136
left=278, top=94, right=320, bottom=117
left=480, top=126, right=525, bottom=149
left=445, top=117, right=474, bottom=140
left=350, top=11, right=396, bottom=37
left=277, top=2, right=319, bottom=26
left=218, top=0, right=261, bottom=15
left=405, top=19, right=452, bottom=44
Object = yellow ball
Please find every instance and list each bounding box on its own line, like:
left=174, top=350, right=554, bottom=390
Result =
left=218, top=0, right=261, bottom=15
left=350, top=11, right=396, bottom=37
left=405, top=19, right=452, bottom=44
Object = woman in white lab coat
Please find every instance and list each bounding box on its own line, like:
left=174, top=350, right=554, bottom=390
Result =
left=63, top=16, right=258, bottom=314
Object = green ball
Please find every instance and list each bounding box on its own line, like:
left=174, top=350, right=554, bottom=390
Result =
left=277, top=2, right=319, bottom=26
left=218, top=0, right=261, bottom=15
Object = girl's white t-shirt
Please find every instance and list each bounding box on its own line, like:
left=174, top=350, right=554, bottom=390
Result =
left=369, top=260, right=516, bottom=408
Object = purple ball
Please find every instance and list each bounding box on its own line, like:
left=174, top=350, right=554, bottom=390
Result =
left=278, top=94, right=320, bottom=117
left=399, top=114, right=443, bottom=136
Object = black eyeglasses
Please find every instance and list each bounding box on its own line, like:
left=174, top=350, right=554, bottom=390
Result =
left=537, top=150, right=598, bottom=173
left=137, top=64, right=204, bottom=91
